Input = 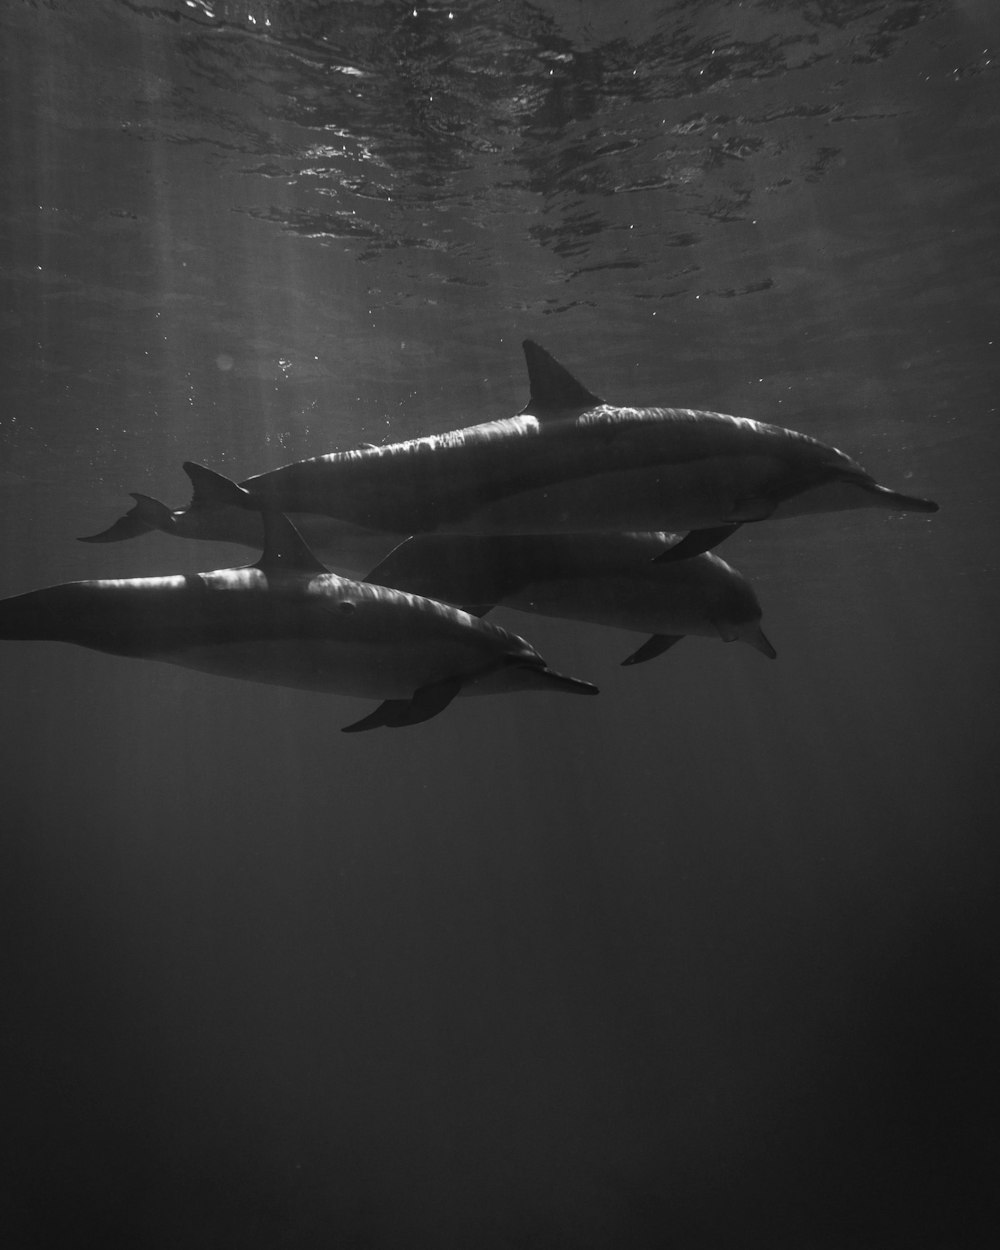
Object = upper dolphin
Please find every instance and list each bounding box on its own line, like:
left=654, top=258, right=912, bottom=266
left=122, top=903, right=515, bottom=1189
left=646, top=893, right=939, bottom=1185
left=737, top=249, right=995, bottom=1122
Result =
left=4, top=512, right=597, bottom=732
left=81, top=340, right=938, bottom=561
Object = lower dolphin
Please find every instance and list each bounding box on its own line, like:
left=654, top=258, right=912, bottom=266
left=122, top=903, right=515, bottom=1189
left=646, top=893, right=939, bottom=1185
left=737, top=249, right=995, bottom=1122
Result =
left=364, top=532, right=775, bottom=665
left=1, top=514, right=597, bottom=731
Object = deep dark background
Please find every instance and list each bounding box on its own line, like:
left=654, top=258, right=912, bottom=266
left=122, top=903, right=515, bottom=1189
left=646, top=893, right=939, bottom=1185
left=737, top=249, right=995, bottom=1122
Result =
left=1, top=1, right=998, bottom=1246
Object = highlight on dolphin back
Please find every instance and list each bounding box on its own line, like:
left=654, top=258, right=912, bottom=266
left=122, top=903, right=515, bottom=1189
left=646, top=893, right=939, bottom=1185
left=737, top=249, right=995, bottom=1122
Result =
left=80, top=339, right=938, bottom=563
left=1, top=513, right=598, bottom=732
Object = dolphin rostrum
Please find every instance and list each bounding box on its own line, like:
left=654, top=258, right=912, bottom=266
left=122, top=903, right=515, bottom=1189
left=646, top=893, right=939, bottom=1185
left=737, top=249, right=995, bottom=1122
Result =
left=363, top=532, right=776, bottom=665
left=81, top=340, right=938, bottom=560
left=3, top=513, right=598, bottom=731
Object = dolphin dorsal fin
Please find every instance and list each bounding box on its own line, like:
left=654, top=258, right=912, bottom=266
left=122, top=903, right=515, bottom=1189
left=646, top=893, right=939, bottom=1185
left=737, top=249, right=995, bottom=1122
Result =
left=254, top=511, right=330, bottom=575
left=128, top=493, right=174, bottom=530
left=182, top=461, right=252, bottom=509
left=520, top=340, right=604, bottom=418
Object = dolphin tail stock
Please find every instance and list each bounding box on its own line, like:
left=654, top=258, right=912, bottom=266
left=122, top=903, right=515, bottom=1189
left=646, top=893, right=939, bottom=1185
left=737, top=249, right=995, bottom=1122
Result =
left=78, top=492, right=171, bottom=543
left=341, top=675, right=465, bottom=733
left=77, top=461, right=254, bottom=544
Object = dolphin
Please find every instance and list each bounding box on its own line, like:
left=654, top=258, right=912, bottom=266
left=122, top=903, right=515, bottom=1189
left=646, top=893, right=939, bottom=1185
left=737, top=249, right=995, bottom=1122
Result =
left=2, top=513, right=598, bottom=732
left=79, top=463, right=404, bottom=576
left=363, top=532, right=776, bottom=665
left=81, top=340, right=938, bottom=559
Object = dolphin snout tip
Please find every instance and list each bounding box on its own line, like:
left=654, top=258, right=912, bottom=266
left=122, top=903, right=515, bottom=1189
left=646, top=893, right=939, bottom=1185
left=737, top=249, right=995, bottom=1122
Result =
left=542, top=667, right=600, bottom=695
left=901, top=494, right=938, bottom=513
left=867, top=482, right=939, bottom=513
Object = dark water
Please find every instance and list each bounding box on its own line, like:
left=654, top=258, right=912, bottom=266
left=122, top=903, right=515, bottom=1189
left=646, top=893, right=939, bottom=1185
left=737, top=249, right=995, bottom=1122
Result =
left=2, top=2, right=998, bottom=1245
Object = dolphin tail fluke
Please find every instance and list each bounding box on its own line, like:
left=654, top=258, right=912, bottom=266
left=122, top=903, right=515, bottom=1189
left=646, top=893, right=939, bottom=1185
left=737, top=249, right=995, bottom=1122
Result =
left=78, top=511, right=154, bottom=543
left=621, top=634, right=684, bottom=666
left=341, top=675, right=464, bottom=732
left=78, top=492, right=171, bottom=543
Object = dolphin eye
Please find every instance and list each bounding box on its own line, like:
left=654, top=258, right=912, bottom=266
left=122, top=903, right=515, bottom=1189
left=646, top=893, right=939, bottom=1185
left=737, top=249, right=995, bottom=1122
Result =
left=336, top=600, right=357, bottom=615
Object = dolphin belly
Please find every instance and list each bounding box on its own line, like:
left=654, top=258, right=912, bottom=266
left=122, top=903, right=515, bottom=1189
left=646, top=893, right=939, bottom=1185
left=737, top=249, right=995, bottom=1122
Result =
left=505, top=575, right=726, bottom=640
left=149, top=639, right=593, bottom=701
left=143, top=631, right=511, bottom=699
left=447, top=457, right=783, bottom=535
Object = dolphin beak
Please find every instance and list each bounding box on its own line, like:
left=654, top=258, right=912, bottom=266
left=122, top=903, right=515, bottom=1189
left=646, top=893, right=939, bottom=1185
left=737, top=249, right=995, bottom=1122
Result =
left=746, top=625, right=777, bottom=659
left=505, top=661, right=599, bottom=695
left=860, top=481, right=939, bottom=513
left=537, top=666, right=600, bottom=695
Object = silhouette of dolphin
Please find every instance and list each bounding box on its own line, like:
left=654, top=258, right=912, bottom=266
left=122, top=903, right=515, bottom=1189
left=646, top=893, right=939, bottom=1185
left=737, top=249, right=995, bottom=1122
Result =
left=3, top=514, right=597, bottom=731
left=79, top=463, right=402, bottom=577
left=363, top=532, right=776, bottom=665
left=81, top=340, right=938, bottom=559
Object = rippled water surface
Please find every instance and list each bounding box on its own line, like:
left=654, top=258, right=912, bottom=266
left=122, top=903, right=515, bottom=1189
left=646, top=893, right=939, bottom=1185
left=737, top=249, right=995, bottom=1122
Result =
left=2, top=2, right=997, bottom=1246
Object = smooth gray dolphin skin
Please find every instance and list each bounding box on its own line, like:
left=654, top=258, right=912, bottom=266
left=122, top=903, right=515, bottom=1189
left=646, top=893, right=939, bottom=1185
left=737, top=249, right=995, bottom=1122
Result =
left=2, top=514, right=598, bottom=732
left=363, top=532, right=776, bottom=665
left=80, top=463, right=403, bottom=577
left=80, top=340, right=938, bottom=560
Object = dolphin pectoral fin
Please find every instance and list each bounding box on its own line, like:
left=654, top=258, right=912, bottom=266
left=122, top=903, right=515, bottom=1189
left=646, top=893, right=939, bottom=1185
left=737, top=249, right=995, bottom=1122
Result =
left=341, top=700, right=408, bottom=733
left=520, top=340, right=604, bottom=417
left=727, top=497, right=777, bottom=523
left=396, top=675, right=464, bottom=723
left=182, top=461, right=254, bottom=510
left=341, top=675, right=464, bottom=733
left=621, top=634, right=684, bottom=666
left=653, top=524, right=741, bottom=563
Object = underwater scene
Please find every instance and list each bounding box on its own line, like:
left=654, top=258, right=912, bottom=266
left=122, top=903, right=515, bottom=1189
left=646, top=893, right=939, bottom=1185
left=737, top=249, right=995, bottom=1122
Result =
left=1, top=1, right=997, bottom=1245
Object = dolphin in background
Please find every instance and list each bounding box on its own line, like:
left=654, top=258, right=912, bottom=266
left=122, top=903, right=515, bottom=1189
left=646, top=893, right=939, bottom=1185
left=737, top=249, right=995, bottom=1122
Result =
left=3, top=513, right=598, bottom=732
left=80, top=340, right=938, bottom=562
left=363, top=532, right=776, bottom=665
